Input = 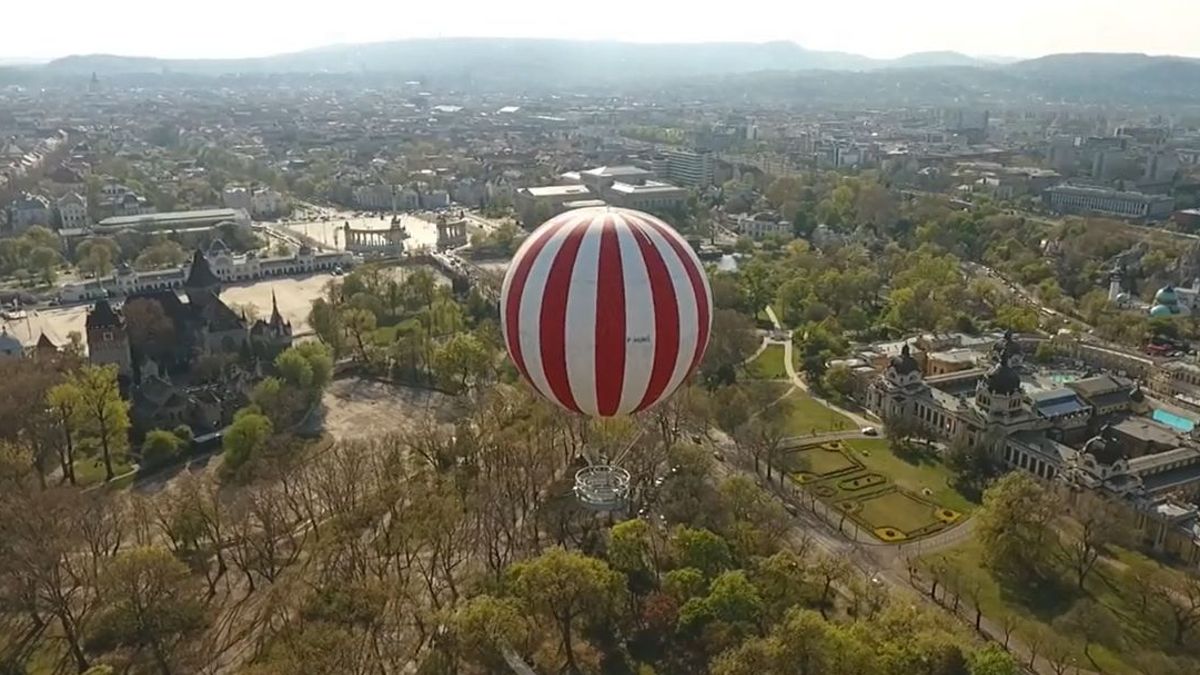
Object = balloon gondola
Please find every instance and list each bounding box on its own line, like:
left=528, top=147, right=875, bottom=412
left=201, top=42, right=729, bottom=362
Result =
left=500, top=207, right=713, bottom=511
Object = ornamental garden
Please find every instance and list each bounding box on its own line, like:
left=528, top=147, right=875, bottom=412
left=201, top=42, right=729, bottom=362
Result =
left=779, top=438, right=973, bottom=542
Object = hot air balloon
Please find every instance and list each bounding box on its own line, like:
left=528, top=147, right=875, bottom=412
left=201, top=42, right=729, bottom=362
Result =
left=500, top=206, right=713, bottom=509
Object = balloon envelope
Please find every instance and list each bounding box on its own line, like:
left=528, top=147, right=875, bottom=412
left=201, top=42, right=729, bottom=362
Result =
left=501, top=207, right=713, bottom=417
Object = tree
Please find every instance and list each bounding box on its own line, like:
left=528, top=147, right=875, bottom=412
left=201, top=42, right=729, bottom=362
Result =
left=29, top=246, right=60, bottom=284
left=123, top=298, right=176, bottom=363
left=222, top=409, right=273, bottom=472
left=699, top=309, right=757, bottom=387
left=90, top=547, right=204, bottom=675
left=70, top=365, right=131, bottom=482
left=1054, top=599, right=1118, bottom=667
left=307, top=297, right=345, bottom=356
left=506, top=547, right=625, bottom=674
left=47, top=380, right=82, bottom=485
left=1062, top=493, right=1128, bottom=589
left=432, top=332, right=492, bottom=391
left=291, top=341, right=333, bottom=390
left=820, top=363, right=855, bottom=403
left=141, top=429, right=182, bottom=468
left=1152, top=570, right=1200, bottom=645
left=76, top=237, right=119, bottom=278
left=977, top=472, right=1059, bottom=582
left=449, top=595, right=533, bottom=670
left=341, top=307, right=376, bottom=362
left=670, top=527, right=733, bottom=579
left=274, top=348, right=314, bottom=389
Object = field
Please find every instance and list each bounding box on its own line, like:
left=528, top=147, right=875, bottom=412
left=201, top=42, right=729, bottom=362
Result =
left=320, top=377, right=458, bottom=441
left=778, top=438, right=972, bottom=542
left=926, top=540, right=1196, bottom=675
left=774, top=389, right=855, bottom=435
left=73, top=453, right=135, bottom=487
left=746, top=343, right=789, bottom=379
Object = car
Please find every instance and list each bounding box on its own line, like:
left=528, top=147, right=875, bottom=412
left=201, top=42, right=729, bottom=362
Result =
left=861, top=426, right=878, bottom=436
left=783, top=502, right=799, bottom=516
left=712, top=451, right=725, bottom=462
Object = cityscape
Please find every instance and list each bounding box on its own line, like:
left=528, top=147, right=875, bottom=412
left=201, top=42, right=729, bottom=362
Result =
left=5, top=22, right=1200, bottom=675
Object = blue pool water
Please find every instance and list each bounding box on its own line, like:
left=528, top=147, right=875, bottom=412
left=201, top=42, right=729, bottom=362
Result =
left=1153, top=408, right=1196, bottom=433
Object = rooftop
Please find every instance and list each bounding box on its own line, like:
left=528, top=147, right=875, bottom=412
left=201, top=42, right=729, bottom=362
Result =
left=522, top=185, right=593, bottom=198
left=97, top=208, right=247, bottom=229
left=608, top=180, right=686, bottom=195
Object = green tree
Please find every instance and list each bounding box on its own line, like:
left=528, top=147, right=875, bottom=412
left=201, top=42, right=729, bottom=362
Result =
left=821, top=363, right=855, bottom=403
left=977, top=472, right=1059, bottom=582
left=432, top=332, right=492, bottom=391
left=141, top=429, right=182, bottom=468
left=341, top=307, right=376, bottom=362
left=222, top=409, right=273, bottom=471
left=449, top=595, right=533, bottom=671
left=292, top=341, right=333, bottom=389
left=90, top=547, right=204, bottom=675
left=506, top=547, right=625, bottom=674
left=308, top=298, right=345, bottom=356
left=969, top=644, right=1017, bottom=675
left=670, top=526, right=733, bottom=579
left=274, top=348, right=314, bottom=389
left=71, top=365, right=130, bottom=482
left=29, top=246, right=60, bottom=284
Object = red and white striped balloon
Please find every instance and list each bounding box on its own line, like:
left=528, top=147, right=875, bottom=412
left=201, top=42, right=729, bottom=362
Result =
left=501, top=207, right=712, bottom=417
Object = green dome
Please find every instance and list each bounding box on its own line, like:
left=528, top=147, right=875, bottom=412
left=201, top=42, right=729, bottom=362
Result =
left=1155, top=286, right=1178, bottom=305
left=1150, top=304, right=1175, bottom=318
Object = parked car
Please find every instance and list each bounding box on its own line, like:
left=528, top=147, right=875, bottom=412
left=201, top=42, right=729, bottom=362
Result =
left=861, top=426, right=878, bottom=436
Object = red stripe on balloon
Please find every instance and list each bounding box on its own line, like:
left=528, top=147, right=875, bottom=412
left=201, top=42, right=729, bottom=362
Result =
left=630, top=221, right=680, bottom=413
left=594, top=217, right=626, bottom=416
left=503, top=219, right=567, bottom=384
left=539, top=222, right=588, bottom=414
left=642, top=216, right=710, bottom=377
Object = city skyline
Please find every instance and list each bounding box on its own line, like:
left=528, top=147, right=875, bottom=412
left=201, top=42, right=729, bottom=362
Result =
left=4, top=0, right=1198, bottom=62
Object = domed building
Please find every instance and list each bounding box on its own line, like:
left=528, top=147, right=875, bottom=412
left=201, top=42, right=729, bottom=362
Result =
left=871, top=343, right=927, bottom=422
left=1149, top=285, right=1193, bottom=318
left=975, top=331, right=1032, bottom=423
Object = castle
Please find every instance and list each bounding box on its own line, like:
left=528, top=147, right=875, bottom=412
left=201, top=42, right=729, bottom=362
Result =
left=85, top=250, right=293, bottom=432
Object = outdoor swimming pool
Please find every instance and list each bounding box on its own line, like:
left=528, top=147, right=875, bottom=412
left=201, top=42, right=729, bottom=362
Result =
left=1153, top=408, right=1196, bottom=433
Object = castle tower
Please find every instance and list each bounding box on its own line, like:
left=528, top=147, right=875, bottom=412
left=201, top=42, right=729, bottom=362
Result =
left=183, top=249, right=222, bottom=307
left=85, top=299, right=132, bottom=376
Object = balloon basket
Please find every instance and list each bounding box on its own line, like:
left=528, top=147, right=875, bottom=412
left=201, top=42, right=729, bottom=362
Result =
left=573, top=465, right=631, bottom=511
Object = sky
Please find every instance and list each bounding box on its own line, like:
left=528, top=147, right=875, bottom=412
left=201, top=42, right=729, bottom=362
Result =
left=3, top=0, right=1197, bottom=61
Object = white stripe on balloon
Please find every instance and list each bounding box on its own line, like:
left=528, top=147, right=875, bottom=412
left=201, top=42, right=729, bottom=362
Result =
left=614, top=211, right=655, bottom=415
left=563, top=216, right=604, bottom=416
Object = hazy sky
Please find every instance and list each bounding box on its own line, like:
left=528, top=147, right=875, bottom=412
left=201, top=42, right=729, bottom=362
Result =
left=5, top=0, right=1196, bottom=60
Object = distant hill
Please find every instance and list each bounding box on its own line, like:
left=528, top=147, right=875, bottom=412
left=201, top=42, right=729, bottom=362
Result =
left=41, top=38, right=976, bottom=80
left=885, top=51, right=989, bottom=69
left=21, top=40, right=1200, bottom=104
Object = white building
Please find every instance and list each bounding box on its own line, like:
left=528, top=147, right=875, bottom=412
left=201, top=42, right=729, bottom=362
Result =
left=605, top=181, right=688, bottom=212
left=59, top=244, right=353, bottom=303
left=736, top=212, right=793, bottom=239
left=666, top=149, right=714, bottom=188
left=1045, top=184, right=1175, bottom=221
left=56, top=192, right=88, bottom=230
left=223, top=186, right=286, bottom=219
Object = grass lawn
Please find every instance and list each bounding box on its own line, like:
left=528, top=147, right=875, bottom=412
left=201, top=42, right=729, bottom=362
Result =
left=927, top=540, right=1170, bottom=675
left=73, top=454, right=134, bottom=487
left=857, top=490, right=940, bottom=533
left=785, top=444, right=860, bottom=477
left=844, top=439, right=975, bottom=514
left=777, top=437, right=975, bottom=542
left=746, top=343, right=789, bottom=379
left=776, top=390, right=855, bottom=435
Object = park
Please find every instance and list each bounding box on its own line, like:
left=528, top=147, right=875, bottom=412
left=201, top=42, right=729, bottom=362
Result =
left=779, top=438, right=970, bottom=542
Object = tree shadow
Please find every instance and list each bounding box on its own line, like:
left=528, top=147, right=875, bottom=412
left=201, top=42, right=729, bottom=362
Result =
left=994, top=569, right=1078, bottom=622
